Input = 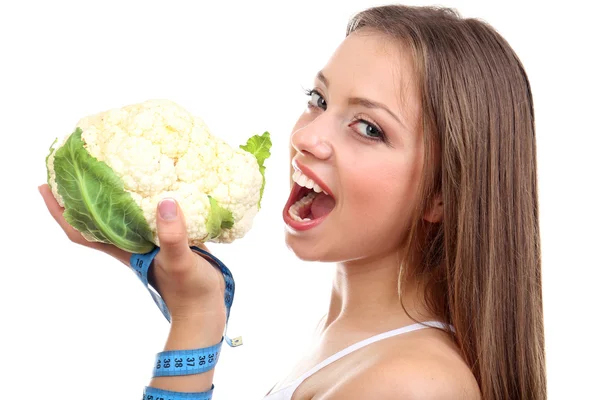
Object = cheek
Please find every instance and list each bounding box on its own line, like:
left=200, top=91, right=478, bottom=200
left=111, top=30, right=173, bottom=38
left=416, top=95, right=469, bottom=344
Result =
left=355, top=170, right=410, bottom=216
left=344, top=158, right=420, bottom=235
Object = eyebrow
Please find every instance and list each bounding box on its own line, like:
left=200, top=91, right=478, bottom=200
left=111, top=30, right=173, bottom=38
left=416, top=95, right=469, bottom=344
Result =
left=317, top=71, right=329, bottom=87
left=317, top=71, right=407, bottom=129
left=348, top=97, right=406, bottom=128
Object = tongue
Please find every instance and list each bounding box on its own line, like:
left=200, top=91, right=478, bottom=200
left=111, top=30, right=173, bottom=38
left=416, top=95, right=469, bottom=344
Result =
left=310, top=192, right=336, bottom=219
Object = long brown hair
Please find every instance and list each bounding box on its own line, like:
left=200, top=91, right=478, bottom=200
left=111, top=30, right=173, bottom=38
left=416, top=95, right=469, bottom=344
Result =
left=347, top=5, right=546, bottom=399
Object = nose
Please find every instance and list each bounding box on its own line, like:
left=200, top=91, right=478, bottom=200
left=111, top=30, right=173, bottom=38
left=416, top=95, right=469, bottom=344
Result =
left=290, top=118, right=333, bottom=161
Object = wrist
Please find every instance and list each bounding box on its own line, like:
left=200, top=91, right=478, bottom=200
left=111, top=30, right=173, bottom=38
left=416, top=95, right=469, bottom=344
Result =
left=149, top=313, right=225, bottom=394
left=165, top=313, right=226, bottom=351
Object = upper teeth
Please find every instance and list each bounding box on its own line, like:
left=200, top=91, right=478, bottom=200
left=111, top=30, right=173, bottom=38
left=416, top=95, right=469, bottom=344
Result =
left=292, top=170, right=328, bottom=195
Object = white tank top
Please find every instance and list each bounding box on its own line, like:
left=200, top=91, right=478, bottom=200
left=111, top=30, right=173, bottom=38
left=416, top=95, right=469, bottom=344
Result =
left=263, top=321, right=448, bottom=400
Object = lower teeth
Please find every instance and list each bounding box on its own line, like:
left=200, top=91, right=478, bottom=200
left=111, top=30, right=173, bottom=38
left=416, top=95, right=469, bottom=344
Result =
left=288, top=192, right=317, bottom=222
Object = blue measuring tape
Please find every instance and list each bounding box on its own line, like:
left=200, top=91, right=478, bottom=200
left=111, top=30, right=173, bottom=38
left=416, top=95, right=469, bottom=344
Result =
left=153, top=338, right=223, bottom=377
left=132, top=246, right=239, bottom=399
left=130, top=246, right=242, bottom=347
left=143, top=385, right=214, bottom=400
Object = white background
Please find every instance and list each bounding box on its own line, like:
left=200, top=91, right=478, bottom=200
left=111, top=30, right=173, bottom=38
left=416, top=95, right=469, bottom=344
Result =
left=1, top=0, right=598, bottom=398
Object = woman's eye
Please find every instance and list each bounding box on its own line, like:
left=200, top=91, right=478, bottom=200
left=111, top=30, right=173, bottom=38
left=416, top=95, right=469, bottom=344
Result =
left=308, top=90, right=327, bottom=110
left=353, top=120, right=384, bottom=140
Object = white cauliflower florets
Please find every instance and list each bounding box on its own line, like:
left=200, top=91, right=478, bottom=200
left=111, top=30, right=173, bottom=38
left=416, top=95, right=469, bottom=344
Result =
left=47, top=99, right=266, bottom=247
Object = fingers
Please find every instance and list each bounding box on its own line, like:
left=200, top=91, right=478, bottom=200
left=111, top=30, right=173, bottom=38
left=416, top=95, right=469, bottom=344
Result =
left=38, top=184, right=64, bottom=221
left=40, top=185, right=195, bottom=269
left=155, top=198, right=195, bottom=270
left=38, top=184, right=132, bottom=265
left=38, top=184, right=84, bottom=243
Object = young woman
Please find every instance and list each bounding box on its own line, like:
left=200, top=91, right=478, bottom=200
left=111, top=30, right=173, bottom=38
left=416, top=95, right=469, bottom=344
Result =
left=39, top=4, right=546, bottom=400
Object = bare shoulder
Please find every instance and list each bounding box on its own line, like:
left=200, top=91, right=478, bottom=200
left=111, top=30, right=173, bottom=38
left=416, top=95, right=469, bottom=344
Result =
left=325, top=332, right=481, bottom=399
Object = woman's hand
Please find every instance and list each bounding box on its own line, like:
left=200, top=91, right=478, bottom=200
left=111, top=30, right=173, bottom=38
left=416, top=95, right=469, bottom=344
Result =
left=38, top=184, right=226, bottom=326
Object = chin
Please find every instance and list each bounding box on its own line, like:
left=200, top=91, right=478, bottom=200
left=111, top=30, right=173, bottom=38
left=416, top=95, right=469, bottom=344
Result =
left=284, top=231, right=332, bottom=262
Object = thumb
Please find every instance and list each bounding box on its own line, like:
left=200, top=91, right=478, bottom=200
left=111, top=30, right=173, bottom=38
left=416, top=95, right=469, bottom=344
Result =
left=155, top=198, right=194, bottom=267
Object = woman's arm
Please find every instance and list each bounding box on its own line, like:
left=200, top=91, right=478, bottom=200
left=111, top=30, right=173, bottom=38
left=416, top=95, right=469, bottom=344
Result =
left=149, top=309, right=226, bottom=392
left=39, top=184, right=230, bottom=395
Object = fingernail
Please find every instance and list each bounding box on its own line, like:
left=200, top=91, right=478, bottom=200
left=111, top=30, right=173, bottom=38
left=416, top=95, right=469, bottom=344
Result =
left=159, top=198, right=177, bottom=220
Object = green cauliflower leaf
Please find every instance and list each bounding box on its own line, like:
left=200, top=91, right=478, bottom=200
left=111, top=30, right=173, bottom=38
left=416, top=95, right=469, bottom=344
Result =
left=240, top=131, right=271, bottom=208
left=207, top=196, right=235, bottom=239
left=53, top=128, right=155, bottom=253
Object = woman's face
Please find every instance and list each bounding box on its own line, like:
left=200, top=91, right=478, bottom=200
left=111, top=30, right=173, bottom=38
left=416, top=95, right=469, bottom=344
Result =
left=283, top=30, right=424, bottom=263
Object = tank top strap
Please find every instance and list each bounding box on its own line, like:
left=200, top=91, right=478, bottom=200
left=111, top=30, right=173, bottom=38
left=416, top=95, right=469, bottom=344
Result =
left=293, top=321, right=448, bottom=383
left=264, top=320, right=450, bottom=399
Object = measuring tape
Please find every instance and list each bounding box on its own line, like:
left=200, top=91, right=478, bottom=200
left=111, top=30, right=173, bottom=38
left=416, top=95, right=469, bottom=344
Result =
left=153, top=338, right=223, bottom=377
left=142, top=385, right=214, bottom=400
left=132, top=246, right=241, bottom=399
left=130, top=246, right=242, bottom=348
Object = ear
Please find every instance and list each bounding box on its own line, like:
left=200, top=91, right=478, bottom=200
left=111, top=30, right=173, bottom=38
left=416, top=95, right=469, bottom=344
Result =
left=423, top=193, right=443, bottom=223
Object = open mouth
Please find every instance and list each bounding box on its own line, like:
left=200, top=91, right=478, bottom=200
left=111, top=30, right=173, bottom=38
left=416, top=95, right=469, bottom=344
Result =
left=289, top=185, right=319, bottom=221
left=283, top=167, right=336, bottom=231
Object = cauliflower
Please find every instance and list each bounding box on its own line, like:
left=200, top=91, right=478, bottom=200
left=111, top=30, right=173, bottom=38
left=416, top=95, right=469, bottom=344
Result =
left=46, top=99, right=271, bottom=253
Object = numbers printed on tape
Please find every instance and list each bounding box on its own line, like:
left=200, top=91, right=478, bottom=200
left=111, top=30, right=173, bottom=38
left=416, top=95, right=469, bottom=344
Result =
left=153, top=339, right=223, bottom=377
left=130, top=246, right=239, bottom=399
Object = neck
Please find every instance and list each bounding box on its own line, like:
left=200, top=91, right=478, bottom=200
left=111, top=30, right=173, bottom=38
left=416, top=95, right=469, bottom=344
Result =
left=322, top=250, right=431, bottom=334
